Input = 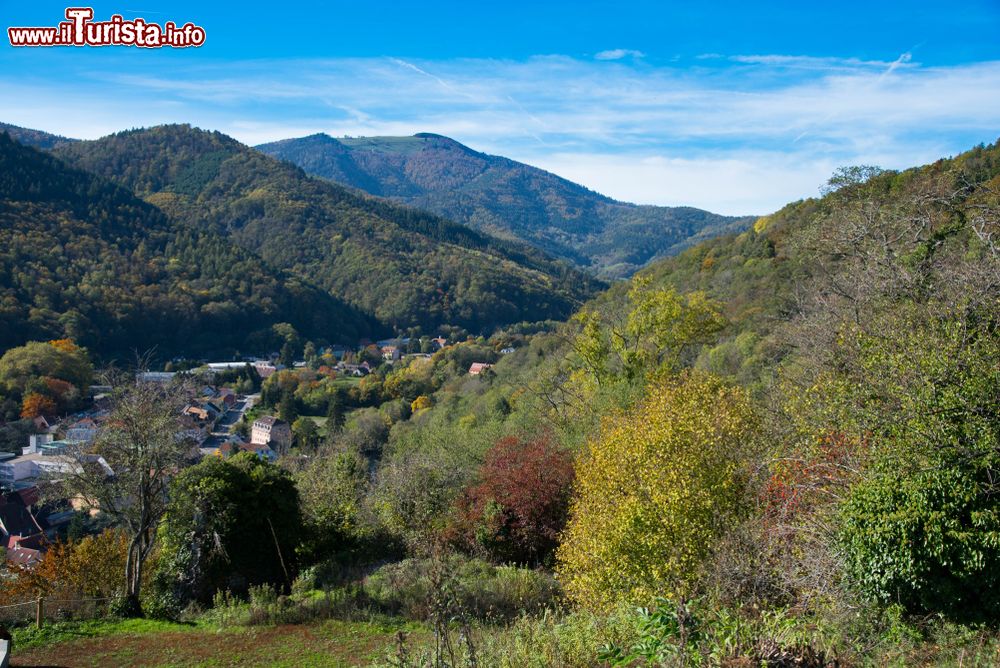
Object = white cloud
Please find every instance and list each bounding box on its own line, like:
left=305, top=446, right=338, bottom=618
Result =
left=594, top=48, right=644, bottom=61
left=527, top=151, right=852, bottom=215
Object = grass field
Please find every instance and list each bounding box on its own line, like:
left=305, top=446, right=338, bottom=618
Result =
left=10, top=618, right=428, bottom=667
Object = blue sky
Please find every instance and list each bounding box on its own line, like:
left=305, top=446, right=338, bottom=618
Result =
left=1, top=1, right=999, bottom=214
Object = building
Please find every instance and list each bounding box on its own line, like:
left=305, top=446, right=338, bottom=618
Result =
left=381, top=345, right=401, bottom=361
left=64, top=417, right=99, bottom=443
left=252, top=361, right=279, bottom=379
left=431, top=337, right=448, bottom=350
left=137, top=371, right=176, bottom=384
left=468, top=362, right=494, bottom=375
left=251, top=416, right=292, bottom=454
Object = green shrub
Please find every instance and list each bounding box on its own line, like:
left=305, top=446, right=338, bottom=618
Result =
left=838, top=459, right=1000, bottom=623
left=364, top=556, right=560, bottom=621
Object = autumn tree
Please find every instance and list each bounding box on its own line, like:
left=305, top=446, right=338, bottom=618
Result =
left=20, top=392, right=56, bottom=419
left=572, top=278, right=724, bottom=385
left=449, top=434, right=574, bottom=566
left=0, top=339, right=93, bottom=419
left=557, top=371, right=759, bottom=611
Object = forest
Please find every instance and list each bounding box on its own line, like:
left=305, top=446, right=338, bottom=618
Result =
left=0, top=132, right=375, bottom=361
left=51, top=125, right=603, bottom=334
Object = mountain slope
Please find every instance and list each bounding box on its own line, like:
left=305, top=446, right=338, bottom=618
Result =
left=0, top=132, right=375, bottom=359
left=0, top=122, right=77, bottom=150
left=610, top=139, right=1000, bottom=388
left=53, top=125, right=602, bottom=333
left=257, top=133, right=754, bottom=278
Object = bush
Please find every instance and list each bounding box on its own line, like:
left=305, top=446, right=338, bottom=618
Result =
left=557, top=371, right=759, bottom=611
left=363, top=555, right=560, bottom=621
left=839, top=457, right=1000, bottom=623
left=448, top=434, right=574, bottom=566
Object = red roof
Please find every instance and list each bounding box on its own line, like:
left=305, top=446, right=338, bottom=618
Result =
left=7, top=545, right=43, bottom=567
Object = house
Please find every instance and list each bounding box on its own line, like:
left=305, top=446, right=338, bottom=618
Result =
left=468, top=363, right=494, bottom=376
left=251, top=416, right=292, bottom=454
left=32, top=415, right=54, bottom=433
left=217, top=439, right=278, bottom=463
left=241, top=442, right=278, bottom=462
left=0, top=449, right=107, bottom=490
left=0, top=489, right=43, bottom=546
left=381, top=345, right=401, bottom=362
left=7, top=533, right=45, bottom=568
left=431, top=337, right=448, bottom=350
left=252, top=361, right=279, bottom=379
left=338, top=362, right=369, bottom=377
left=138, top=371, right=176, bottom=384
left=217, top=388, right=238, bottom=408
left=64, top=417, right=99, bottom=443
left=500, top=347, right=516, bottom=355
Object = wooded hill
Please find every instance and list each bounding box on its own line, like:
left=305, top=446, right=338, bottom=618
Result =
left=257, top=132, right=753, bottom=278
left=0, top=132, right=375, bottom=359
left=52, top=125, right=603, bottom=335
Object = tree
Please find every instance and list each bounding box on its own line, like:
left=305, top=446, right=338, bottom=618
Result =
left=0, top=339, right=93, bottom=414
left=278, top=390, right=298, bottom=423
left=58, top=371, right=191, bottom=616
left=156, top=453, right=302, bottom=605
left=449, top=434, right=574, bottom=566
left=839, top=455, right=1000, bottom=623
left=20, top=392, right=56, bottom=419
left=291, top=417, right=319, bottom=450
left=557, top=371, right=759, bottom=611
left=280, top=340, right=296, bottom=368
left=410, top=395, right=433, bottom=412
left=295, top=446, right=371, bottom=562
left=326, top=391, right=346, bottom=429
left=572, top=278, right=724, bottom=385
left=303, top=341, right=318, bottom=369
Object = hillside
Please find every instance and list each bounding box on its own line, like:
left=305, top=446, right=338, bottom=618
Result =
left=257, top=133, right=753, bottom=278
left=0, top=132, right=375, bottom=360
left=53, top=125, right=603, bottom=334
left=615, top=139, right=1000, bottom=390
left=0, top=122, right=77, bottom=150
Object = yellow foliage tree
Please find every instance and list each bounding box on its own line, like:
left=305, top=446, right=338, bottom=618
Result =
left=572, top=277, right=724, bottom=385
left=557, top=371, right=759, bottom=611
left=411, top=395, right=433, bottom=412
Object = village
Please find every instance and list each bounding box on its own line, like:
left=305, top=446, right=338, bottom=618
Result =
left=0, top=333, right=509, bottom=572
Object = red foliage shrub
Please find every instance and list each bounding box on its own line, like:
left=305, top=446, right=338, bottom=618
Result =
left=449, top=434, right=574, bottom=566
left=762, top=431, right=866, bottom=533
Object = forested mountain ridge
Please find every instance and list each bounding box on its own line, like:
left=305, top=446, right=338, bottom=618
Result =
left=0, top=122, right=77, bottom=150
left=0, top=132, right=376, bottom=359
left=257, top=132, right=754, bottom=278
left=53, top=125, right=603, bottom=333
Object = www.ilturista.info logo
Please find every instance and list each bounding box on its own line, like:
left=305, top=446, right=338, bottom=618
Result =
left=8, top=7, right=206, bottom=48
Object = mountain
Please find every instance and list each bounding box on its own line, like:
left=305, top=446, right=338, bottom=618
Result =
left=257, top=133, right=754, bottom=278
left=0, top=122, right=77, bottom=151
left=52, top=125, right=602, bottom=334
left=0, top=132, right=375, bottom=360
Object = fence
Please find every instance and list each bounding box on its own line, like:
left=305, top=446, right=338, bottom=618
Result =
left=0, top=596, right=112, bottom=628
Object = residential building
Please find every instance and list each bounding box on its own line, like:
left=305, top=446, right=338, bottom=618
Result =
left=251, top=416, right=292, bottom=454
